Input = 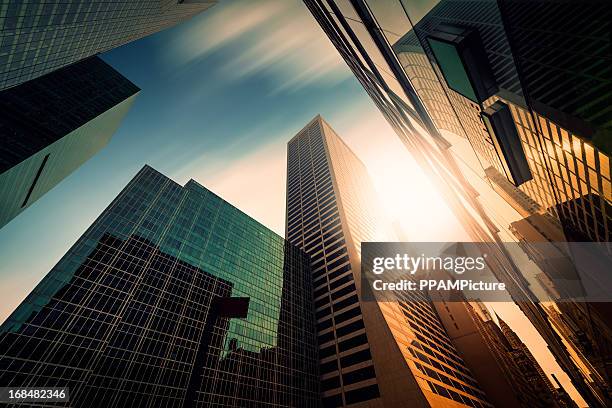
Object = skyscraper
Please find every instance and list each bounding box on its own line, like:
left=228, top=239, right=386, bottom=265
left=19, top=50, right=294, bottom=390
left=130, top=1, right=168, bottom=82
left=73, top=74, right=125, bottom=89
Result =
left=396, top=0, right=611, bottom=246
left=302, top=0, right=611, bottom=253
left=496, top=314, right=559, bottom=400
left=286, top=115, right=490, bottom=407
left=0, top=0, right=217, bottom=90
left=497, top=0, right=611, bottom=148
left=0, top=165, right=320, bottom=407
left=0, top=56, right=139, bottom=229
left=303, top=2, right=610, bottom=405
left=434, top=298, right=564, bottom=408
left=544, top=303, right=611, bottom=405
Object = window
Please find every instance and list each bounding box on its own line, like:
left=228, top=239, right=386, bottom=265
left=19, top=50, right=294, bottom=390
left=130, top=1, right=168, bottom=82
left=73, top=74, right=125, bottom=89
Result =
left=344, top=384, right=380, bottom=404
left=340, top=347, right=371, bottom=368
left=338, top=333, right=368, bottom=352
left=336, top=319, right=364, bottom=338
left=321, top=376, right=341, bottom=391
left=342, top=365, right=376, bottom=385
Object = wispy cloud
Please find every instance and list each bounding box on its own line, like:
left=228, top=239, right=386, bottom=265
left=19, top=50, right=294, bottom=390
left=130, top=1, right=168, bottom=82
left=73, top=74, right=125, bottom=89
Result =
left=171, top=0, right=288, bottom=61
left=169, top=0, right=350, bottom=92
left=186, top=136, right=289, bottom=236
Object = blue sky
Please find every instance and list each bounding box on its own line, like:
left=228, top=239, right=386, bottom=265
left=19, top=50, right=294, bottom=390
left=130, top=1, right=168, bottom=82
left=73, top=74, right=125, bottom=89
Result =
left=1, top=0, right=463, bottom=318
left=0, top=2, right=586, bottom=402
left=0, top=0, right=403, bottom=318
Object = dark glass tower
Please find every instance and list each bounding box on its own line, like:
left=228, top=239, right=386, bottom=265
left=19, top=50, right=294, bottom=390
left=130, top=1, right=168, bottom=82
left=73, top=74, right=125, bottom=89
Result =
left=0, top=165, right=320, bottom=407
left=0, top=56, right=139, bottom=229
left=498, top=0, right=611, bottom=147
left=0, top=1, right=217, bottom=90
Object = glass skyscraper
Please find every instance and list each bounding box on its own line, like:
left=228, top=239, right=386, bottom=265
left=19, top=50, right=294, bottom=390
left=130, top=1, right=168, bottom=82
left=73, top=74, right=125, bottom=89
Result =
left=0, top=56, right=139, bottom=229
left=286, top=116, right=490, bottom=407
left=303, top=0, right=611, bottom=247
left=0, top=165, right=319, bottom=407
left=397, top=0, right=611, bottom=246
left=0, top=0, right=217, bottom=90
left=303, top=2, right=610, bottom=406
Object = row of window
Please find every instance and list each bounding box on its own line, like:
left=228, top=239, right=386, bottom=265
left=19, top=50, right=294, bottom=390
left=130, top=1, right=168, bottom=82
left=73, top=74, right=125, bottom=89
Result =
left=322, top=383, right=380, bottom=408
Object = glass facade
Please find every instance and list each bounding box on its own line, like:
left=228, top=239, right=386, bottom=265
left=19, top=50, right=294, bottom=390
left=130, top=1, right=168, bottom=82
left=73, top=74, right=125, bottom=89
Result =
left=286, top=116, right=489, bottom=407
left=406, top=0, right=611, bottom=246
left=0, top=56, right=139, bottom=229
left=0, top=56, right=140, bottom=172
left=0, top=0, right=216, bottom=90
left=304, top=0, right=611, bottom=247
left=498, top=1, right=611, bottom=149
left=303, top=2, right=611, bottom=406
left=0, top=165, right=320, bottom=407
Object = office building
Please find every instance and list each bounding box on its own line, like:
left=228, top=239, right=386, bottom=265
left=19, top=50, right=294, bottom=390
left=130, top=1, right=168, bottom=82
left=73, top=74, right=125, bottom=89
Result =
left=286, top=115, right=490, bottom=407
left=544, top=303, right=611, bottom=405
left=496, top=314, right=558, bottom=398
left=0, top=1, right=217, bottom=90
left=388, top=0, right=611, bottom=246
left=302, top=0, right=523, bottom=248
left=303, top=0, right=611, bottom=250
left=392, top=33, right=464, bottom=138
left=0, top=56, right=139, bottom=228
left=510, top=213, right=612, bottom=404
left=303, top=2, right=609, bottom=405
left=435, top=299, right=566, bottom=407
left=498, top=0, right=611, bottom=148
left=0, top=165, right=320, bottom=407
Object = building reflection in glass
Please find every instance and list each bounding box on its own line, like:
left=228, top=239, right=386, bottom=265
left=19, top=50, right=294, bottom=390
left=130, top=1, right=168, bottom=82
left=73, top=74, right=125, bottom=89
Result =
left=303, top=1, right=611, bottom=406
left=0, top=165, right=319, bottom=407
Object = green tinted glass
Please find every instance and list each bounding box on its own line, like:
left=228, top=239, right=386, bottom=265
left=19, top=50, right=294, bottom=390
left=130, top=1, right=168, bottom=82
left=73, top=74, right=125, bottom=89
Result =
left=428, top=38, right=477, bottom=103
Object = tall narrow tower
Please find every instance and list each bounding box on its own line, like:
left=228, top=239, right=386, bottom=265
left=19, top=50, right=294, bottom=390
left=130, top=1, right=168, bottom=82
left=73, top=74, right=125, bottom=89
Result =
left=285, top=115, right=490, bottom=407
